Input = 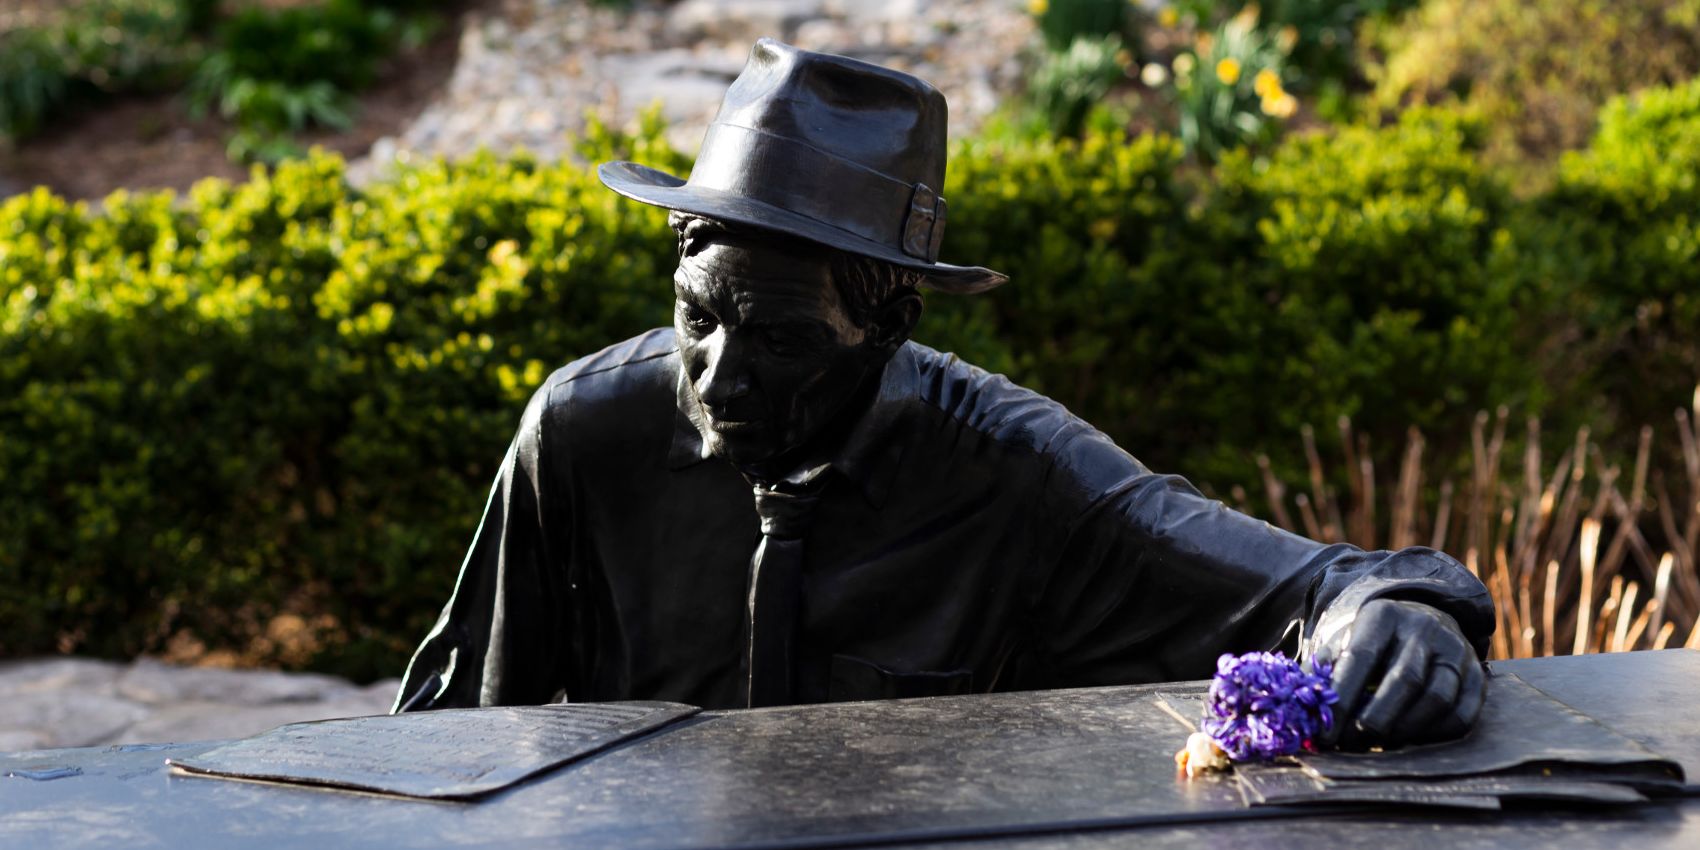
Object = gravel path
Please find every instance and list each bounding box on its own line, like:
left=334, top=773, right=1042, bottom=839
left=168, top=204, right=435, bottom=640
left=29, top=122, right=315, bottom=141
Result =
left=0, top=657, right=398, bottom=752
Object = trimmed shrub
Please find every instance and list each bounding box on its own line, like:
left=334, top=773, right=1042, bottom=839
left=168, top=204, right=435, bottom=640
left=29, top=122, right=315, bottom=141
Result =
left=1542, top=78, right=1700, bottom=436
left=0, top=116, right=684, bottom=678
left=1180, top=108, right=1540, bottom=483
left=938, top=109, right=1538, bottom=487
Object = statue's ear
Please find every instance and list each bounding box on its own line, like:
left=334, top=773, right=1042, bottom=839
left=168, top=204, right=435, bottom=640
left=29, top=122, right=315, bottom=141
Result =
left=869, top=290, right=922, bottom=355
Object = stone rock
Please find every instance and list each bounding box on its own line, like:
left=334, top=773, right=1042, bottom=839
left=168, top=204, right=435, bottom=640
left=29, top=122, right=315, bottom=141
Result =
left=362, top=677, right=404, bottom=706
left=116, top=696, right=396, bottom=746
left=668, top=0, right=828, bottom=41
left=0, top=730, right=49, bottom=752
left=115, top=657, right=358, bottom=707
left=829, top=0, right=924, bottom=24
left=0, top=692, right=149, bottom=749
left=351, top=0, right=1036, bottom=174
left=599, top=48, right=741, bottom=130
left=0, top=658, right=125, bottom=698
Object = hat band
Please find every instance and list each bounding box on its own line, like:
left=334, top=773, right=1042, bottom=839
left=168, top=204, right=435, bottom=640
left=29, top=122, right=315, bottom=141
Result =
left=687, top=122, right=946, bottom=263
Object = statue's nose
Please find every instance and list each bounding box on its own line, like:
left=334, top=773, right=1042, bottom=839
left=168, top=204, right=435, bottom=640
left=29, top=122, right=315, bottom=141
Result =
left=696, top=334, right=753, bottom=411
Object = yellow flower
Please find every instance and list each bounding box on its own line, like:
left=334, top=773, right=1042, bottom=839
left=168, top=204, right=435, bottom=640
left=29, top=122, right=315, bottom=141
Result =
left=1231, top=4, right=1261, bottom=33
left=1157, top=6, right=1179, bottom=28
left=1277, top=25, right=1299, bottom=53
left=1171, top=52, right=1195, bottom=77
left=1261, top=92, right=1298, bottom=119
left=1195, top=32, right=1214, bottom=57
left=1215, top=57, right=1241, bottom=86
left=1254, top=68, right=1282, bottom=99
left=1028, top=0, right=1048, bottom=16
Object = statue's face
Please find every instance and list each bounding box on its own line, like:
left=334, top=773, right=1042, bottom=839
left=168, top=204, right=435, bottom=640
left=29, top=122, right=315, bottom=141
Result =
left=674, top=238, right=884, bottom=477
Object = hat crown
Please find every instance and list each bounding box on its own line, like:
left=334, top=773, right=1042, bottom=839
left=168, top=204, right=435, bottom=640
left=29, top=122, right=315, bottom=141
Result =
left=595, top=38, right=1008, bottom=294
left=711, top=38, right=948, bottom=194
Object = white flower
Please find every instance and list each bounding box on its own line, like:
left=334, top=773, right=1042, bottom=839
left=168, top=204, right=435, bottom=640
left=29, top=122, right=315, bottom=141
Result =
left=1140, top=63, right=1169, bottom=88
left=1179, top=731, right=1231, bottom=778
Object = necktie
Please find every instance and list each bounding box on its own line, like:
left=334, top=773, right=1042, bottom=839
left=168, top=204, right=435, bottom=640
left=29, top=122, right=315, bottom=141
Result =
left=743, top=465, right=830, bottom=708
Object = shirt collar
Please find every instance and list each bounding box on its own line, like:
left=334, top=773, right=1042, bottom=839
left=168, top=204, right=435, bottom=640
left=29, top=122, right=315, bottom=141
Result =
left=669, top=344, right=916, bottom=509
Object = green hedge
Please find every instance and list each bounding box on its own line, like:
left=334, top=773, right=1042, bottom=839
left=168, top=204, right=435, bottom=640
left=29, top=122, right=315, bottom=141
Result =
left=1541, top=78, right=1700, bottom=436
left=4, top=87, right=1685, bottom=678
left=936, top=108, right=1539, bottom=486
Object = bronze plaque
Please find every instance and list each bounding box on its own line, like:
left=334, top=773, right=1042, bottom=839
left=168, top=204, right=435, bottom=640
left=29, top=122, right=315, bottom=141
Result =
left=167, top=701, right=698, bottom=800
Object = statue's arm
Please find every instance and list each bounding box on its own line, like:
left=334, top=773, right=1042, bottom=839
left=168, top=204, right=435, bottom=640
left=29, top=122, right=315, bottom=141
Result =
left=1023, top=433, right=1493, bottom=741
left=393, top=381, right=573, bottom=712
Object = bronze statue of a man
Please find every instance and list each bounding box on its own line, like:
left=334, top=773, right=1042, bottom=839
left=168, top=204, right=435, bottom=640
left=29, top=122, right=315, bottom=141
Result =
left=397, top=39, right=1493, bottom=748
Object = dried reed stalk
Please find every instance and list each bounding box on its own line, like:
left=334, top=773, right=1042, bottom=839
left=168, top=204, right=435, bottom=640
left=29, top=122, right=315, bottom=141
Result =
left=1574, top=518, right=1601, bottom=656
left=1244, top=387, right=1700, bottom=660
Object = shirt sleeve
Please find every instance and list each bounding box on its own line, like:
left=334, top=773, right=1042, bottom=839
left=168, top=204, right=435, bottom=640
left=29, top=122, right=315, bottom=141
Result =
left=1016, top=431, right=1494, bottom=689
left=393, top=381, right=573, bottom=711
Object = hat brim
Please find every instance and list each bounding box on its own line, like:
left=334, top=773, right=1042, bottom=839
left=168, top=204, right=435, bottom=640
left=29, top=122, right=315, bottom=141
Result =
left=599, top=161, right=1008, bottom=295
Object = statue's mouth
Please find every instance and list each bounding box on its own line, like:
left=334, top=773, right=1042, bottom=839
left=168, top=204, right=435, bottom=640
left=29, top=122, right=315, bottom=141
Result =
left=707, top=416, right=767, bottom=439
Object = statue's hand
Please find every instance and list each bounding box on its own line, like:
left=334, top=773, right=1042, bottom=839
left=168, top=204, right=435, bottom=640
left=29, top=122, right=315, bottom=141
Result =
left=1311, top=598, right=1485, bottom=749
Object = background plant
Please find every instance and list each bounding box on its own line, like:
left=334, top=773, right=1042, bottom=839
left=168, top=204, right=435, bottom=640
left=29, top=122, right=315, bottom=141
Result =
left=1021, top=33, right=1131, bottom=139
left=1236, top=405, right=1700, bottom=659
left=0, top=0, right=439, bottom=158
left=1536, top=78, right=1700, bottom=452
left=0, top=0, right=202, bottom=141
left=189, top=0, right=436, bottom=162
left=1159, top=7, right=1295, bottom=162
left=1363, top=0, right=1700, bottom=167
left=1032, top=0, right=1129, bottom=51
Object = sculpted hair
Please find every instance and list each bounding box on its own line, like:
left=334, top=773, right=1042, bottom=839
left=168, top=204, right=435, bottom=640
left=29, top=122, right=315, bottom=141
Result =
left=668, top=212, right=922, bottom=328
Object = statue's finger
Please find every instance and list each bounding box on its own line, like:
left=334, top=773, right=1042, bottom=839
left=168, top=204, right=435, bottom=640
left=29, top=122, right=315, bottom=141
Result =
left=1354, top=638, right=1430, bottom=742
left=1389, top=660, right=1461, bottom=746
left=1322, top=627, right=1393, bottom=745
left=1438, top=660, right=1488, bottom=740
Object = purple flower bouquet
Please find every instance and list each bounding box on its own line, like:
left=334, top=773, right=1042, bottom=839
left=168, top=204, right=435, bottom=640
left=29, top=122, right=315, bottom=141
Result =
left=1203, top=651, right=1338, bottom=761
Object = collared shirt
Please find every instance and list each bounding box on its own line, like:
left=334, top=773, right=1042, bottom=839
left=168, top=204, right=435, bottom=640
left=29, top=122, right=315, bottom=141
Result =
left=397, top=329, right=1493, bottom=711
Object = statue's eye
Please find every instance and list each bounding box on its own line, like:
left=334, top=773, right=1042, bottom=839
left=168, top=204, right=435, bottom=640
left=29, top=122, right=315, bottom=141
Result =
left=680, top=303, right=717, bottom=332
left=761, top=328, right=808, bottom=356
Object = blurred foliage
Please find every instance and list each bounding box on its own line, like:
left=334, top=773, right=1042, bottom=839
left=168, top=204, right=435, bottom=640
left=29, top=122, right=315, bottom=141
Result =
left=0, top=112, right=687, bottom=679
left=1167, top=1, right=1419, bottom=85
left=1022, top=33, right=1131, bottom=139
left=190, top=0, right=437, bottom=162
left=1536, top=78, right=1700, bottom=439
left=0, top=0, right=202, bottom=139
left=1363, top=0, right=1700, bottom=165
left=0, top=0, right=439, bottom=158
left=1013, top=0, right=1136, bottom=139
left=1160, top=6, right=1296, bottom=161
left=1033, top=0, right=1130, bottom=52
left=0, top=28, right=68, bottom=140
left=1191, top=107, right=1546, bottom=482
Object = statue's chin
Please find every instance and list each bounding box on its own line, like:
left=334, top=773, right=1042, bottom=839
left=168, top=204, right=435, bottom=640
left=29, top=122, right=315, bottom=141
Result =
left=704, top=426, right=782, bottom=468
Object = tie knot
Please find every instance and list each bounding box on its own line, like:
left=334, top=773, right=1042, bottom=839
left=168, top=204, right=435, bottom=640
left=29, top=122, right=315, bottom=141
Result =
left=751, top=485, right=825, bottom=539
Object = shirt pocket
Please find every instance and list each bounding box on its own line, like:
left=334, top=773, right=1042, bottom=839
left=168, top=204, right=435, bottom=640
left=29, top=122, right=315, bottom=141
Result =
left=828, top=654, right=975, bottom=701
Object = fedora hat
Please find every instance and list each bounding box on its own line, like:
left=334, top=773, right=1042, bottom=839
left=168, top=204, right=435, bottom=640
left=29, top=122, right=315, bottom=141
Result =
left=598, top=38, right=1007, bottom=294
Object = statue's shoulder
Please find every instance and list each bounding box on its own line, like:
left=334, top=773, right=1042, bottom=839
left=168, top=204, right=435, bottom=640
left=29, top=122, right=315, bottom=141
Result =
left=904, top=342, right=1149, bottom=494
left=531, top=328, right=679, bottom=431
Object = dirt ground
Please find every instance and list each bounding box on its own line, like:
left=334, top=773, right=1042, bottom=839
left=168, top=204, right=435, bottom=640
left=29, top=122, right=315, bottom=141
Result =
left=0, top=0, right=480, bottom=201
